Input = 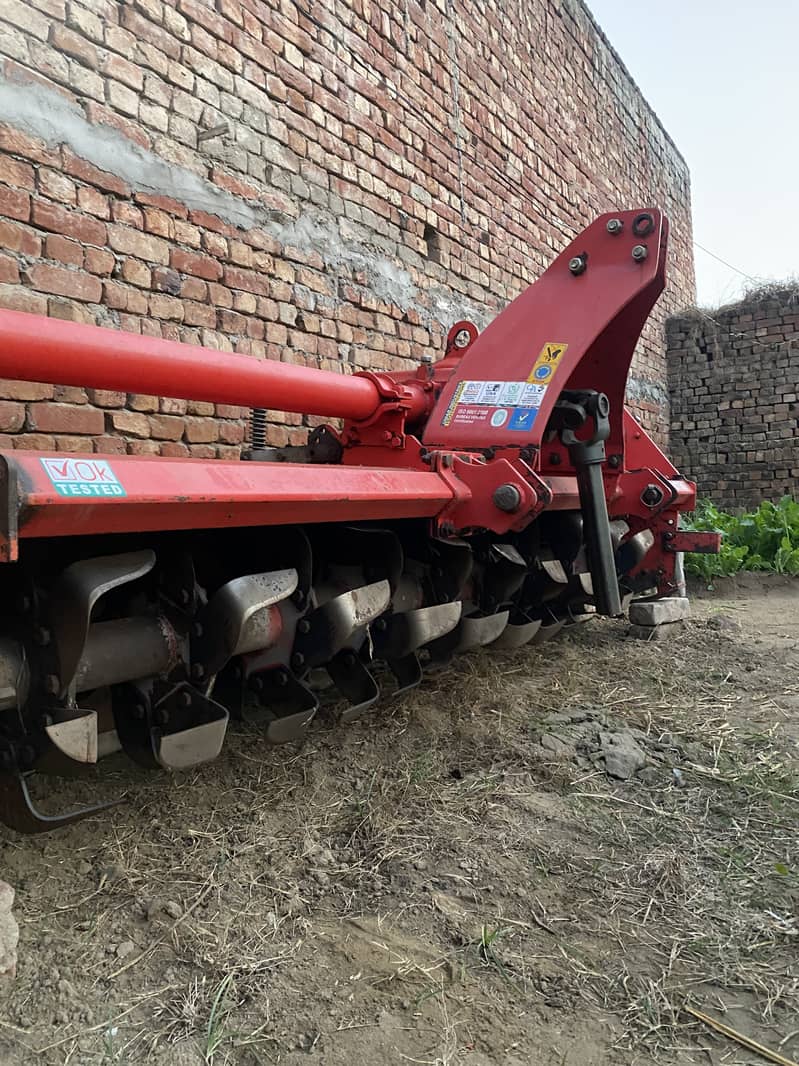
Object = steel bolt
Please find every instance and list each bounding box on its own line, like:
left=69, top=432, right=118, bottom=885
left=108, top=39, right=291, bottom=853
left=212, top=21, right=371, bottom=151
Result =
left=420, top=354, right=434, bottom=365
left=606, top=218, right=623, bottom=235
left=178, top=691, right=192, bottom=708
left=608, top=454, right=622, bottom=468
left=192, top=621, right=203, bottom=638
left=275, top=669, right=289, bottom=687
left=191, top=663, right=204, bottom=681
left=641, top=483, right=664, bottom=507
left=493, top=483, right=522, bottom=513
left=568, top=255, right=586, bottom=276
left=297, top=618, right=311, bottom=634
left=291, top=652, right=305, bottom=671
left=34, top=627, right=51, bottom=647
left=44, top=674, right=59, bottom=695
left=632, top=244, right=648, bottom=262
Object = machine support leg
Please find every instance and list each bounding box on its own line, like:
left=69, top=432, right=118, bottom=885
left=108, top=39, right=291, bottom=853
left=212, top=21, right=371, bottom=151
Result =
left=559, top=391, right=623, bottom=618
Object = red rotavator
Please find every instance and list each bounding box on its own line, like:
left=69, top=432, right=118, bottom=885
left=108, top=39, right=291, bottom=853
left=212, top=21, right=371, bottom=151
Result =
left=0, top=209, right=719, bottom=833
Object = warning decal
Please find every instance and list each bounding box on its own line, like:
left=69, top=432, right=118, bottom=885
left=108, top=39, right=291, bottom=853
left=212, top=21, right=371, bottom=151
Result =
left=41, top=457, right=126, bottom=498
left=440, top=343, right=568, bottom=431
left=527, top=342, right=568, bottom=384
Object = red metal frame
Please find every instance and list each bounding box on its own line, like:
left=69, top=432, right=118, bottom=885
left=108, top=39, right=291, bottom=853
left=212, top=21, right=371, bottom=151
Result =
left=0, top=208, right=706, bottom=599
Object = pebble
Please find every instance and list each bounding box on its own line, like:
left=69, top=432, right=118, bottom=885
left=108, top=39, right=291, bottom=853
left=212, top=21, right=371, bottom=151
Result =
left=115, top=941, right=135, bottom=959
left=163, top=901, right=182, bottom=920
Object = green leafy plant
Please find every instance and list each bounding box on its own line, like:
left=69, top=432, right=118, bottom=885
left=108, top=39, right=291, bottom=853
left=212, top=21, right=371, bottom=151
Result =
left=682, top=496, right=799, bottom=580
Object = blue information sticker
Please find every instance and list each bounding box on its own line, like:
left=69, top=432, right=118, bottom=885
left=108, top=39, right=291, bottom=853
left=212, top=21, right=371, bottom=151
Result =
left=508, top=407, right=538, bottom=432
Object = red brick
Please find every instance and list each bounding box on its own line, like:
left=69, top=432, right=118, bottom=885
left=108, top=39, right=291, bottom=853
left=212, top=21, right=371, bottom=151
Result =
left=27, top=403, right=104, bottom=435
left=210, top=168, right=261, bottom=200
left=0, top=402, right=25, bottom=433
left=149, top=414, right=185, bottom=440
left=135, top=192, right=189, bottom=218
left=170, top=248, right=222, bottom=281
left=14, top=433, right=56, bottom=451
left=62, top=150, right=130, bottom=197
left=0, top=157, right=35, bottom=189
left=160, top=397, right=187, bottom=415
left=121, top=259, right=152, bottom=287
left=0, top=219, right=41, bottom=256
left=0, top=124, right=59, bottom=166
left=0, top=379, right=53, bottom=401
left=188, top=443, right=216, bottom=458
left=94, top=434, right=127, bottom=455
left=109, top=410, right=151, bottom=438
left=53, top=385, right=87, bottom=403
left=84, top=247, right=115, bottom=275
left=128, top=394, right=159, bottom=412
left=101, top=53, right=144, bottom=91
left=0, top=255, right=19, bottom=285
left=76, top=186, right=110, bottom=219
left=159, top=441, right=190, bottom=457
left=0, top=187, right=30, bottom=223
left=49, top=24, right=98, bottom=67
left=38, top=168, right=77, bottom=204
left=223, top=266, right=268, bottom=296
left=45, top=234, right=83, bottom=266
left=32, top=199, right=106, bottom=244
left=127, top=440, right=160, bottom=455
left=184, top=417, right=219, bottom=443
left=85, top=102, right=151, bottom=150
left=180, top=277, right=207, bottom=302
left=47, top=299, right=93, bottom=324
left=107, top=224, right=169, bottom=264
left=25, top=264, right=102, bottom=303
left=54, top=435, right=94, bottom=452
left=88, top=389, right=126, bottom=407
left=218, top=421, right=245, bottom=444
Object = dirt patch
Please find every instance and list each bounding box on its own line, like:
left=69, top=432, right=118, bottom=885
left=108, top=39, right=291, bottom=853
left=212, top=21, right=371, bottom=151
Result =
left=1, top=584, right=798, bottom=1065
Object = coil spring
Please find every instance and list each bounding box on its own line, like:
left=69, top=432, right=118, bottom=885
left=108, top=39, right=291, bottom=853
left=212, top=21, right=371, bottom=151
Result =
left=250, top=407, right=267, bottom=450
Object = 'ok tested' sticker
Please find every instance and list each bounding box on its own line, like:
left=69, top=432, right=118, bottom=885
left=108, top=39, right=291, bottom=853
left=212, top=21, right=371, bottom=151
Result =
left=40, top=458, right=126, bottom=497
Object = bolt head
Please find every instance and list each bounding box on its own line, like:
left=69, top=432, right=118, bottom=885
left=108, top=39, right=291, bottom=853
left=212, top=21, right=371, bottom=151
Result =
left=493, top=483, right=522, bottom=513
left=641, top=483, right=663, bottom=507
left=606, top=218, right=623, bottom=234
left=420, top=354, right=434, bottom=365
left=632, top=244, right=648, bottom=262
left=297, top=618, right=311, bottom=634
left=44, top=674, right=59, bottom=695
left=568, top=256, right=586, bottom=275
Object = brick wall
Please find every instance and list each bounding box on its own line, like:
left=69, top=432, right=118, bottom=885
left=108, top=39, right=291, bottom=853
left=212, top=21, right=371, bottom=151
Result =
left=667, top=286, right=799, bottom=510
left=0, top=0, right=694, bottom=458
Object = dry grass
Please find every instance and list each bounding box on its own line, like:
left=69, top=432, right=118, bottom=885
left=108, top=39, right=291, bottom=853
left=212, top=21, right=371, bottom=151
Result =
left=1, top=592, right=797, bottom=1065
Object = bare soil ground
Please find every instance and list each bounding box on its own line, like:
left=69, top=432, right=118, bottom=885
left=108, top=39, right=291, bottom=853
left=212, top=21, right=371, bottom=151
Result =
left=1, top=576, right=798, bottom=1066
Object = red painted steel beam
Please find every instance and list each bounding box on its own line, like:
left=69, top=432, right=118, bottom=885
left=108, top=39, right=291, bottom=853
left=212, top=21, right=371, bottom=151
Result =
left=0, top=309, right=381, bottom=421
left=0, top=452, right=455, bottom=560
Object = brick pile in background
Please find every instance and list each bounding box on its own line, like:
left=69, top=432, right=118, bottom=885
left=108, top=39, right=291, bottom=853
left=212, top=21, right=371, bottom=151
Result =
left=0, top=0, right=695, bottom=457
left=667, top=286, right=799, bottom=510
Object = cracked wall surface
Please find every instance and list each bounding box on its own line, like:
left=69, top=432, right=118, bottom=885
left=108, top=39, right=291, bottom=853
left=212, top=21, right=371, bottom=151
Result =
left=0, top=0, right=693, bottom=454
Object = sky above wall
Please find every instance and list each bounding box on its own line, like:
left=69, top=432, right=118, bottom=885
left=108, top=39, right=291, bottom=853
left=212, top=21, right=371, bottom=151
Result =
left=587, top=0, right=797, bottom=308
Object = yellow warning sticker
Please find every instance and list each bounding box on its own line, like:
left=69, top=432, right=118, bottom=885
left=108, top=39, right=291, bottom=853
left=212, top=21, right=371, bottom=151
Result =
left=527, top=343, right=568, bottom=384
left=441, top=381, right=465, bottom=426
